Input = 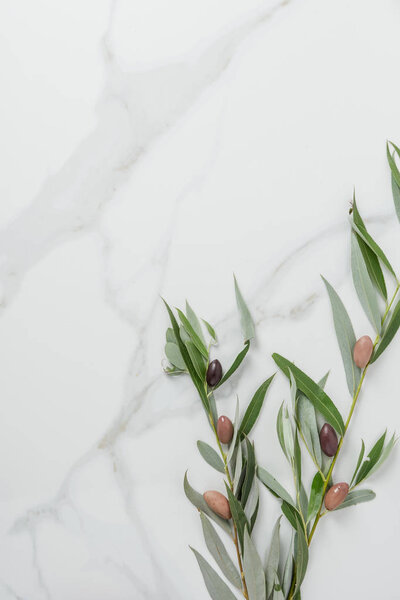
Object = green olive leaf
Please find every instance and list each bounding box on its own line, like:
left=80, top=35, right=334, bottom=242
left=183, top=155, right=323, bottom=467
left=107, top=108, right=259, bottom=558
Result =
left=321, top=277, right=361, bottom=395
left=177, top=308, right=209, bottom=359
left=351, top=196, right=396, bottom=278
left=367, top=433, right=397, bottom=478
left=165, top=341, right=186, bottom=371
left=355, top=431, right=387, bottom=485
left=233, top=442, right=243, bottom=494
left=257, top=466, right=296, bottom=508
left=186, top=301, right=206, bottom=345
left=202, top=318, right=218, bottom=344
left=371, top=299, right=400, bottom=362
left=186, top=340, right=206, bottom=380
left=350, top=232, right=381, bottom=333
left=234, top=275, right=255, bottom=342
left=272, top=354, right=345, bottom=436
left=163, top=300, right=210, bottom=412
left=227, top=397, right=240, bottom=464
left=282, top=533, right=294, bottom=598
left=243, top=528, right=266, bottom=600
left=200, top=513, right=242, bottom=589
left=238, top=374, right=275, bottom=437
left=197, top=441, right=225, bottom=473
left=350, top=439, right=365, bottom=486
left=190, top=547, right=239, bottom=600
left=225, top=484, right=249, bottom=552
left=306, top=472, right=324, bottom=523
left=387, top=142, right=400, bottom=222
left=293, top=523, right=309, bottom=596
left=183, top=472, right=231, bottom=535
left=334, top=489, right=376, bottom=510
left=241, top=438, right=256, bottom=508
left=265, top=517, right=281, bottom=599
left=214, top=342, right=250, bottom=389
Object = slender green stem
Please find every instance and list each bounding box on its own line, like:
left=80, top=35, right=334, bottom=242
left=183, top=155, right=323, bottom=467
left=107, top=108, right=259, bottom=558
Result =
left=209, top=413, right=249, bottom=600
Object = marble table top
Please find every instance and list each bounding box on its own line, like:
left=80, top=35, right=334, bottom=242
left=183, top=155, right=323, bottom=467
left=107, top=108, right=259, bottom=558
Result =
left=1, top=0, right=400, bottom=598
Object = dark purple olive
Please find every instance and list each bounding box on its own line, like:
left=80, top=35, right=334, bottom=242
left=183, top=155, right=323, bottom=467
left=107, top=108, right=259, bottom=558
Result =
left=206, top=359, right=223, bottom=387
left=319, top=423, right=338, bottom=457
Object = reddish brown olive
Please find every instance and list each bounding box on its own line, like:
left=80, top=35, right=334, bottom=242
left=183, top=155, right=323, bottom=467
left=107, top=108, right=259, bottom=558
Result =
left=319, top=423, right=338, bottom=457
left=353, top=335, right=373, bottom=368
left=217, top=416, right=234, bottom=444
left=206, top=359, right=223, bottom=387
left=324, top=482, right=349, bottom=511
left=203, top=490, right=231, bottom=519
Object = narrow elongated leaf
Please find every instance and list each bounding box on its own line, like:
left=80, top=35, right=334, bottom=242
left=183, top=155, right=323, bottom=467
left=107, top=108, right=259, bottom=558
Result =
left=163, top=300, right=210, bottom=411
left=245, top=478, right=259, bottom=526
left=297, top=394, right=322, bottom=467
left=186, top=301, right=206, bottom=345
left=265, top=518, right=281, bottom=598
left=355, top=431, right=387, bottom=485
left=294, top=432, right=302, bottom=496
left=227, top=398, right=240, bottom=464
left=387, top=142, right=400, bottom=222
left=165, top=342, right=186, bottom=370
left=234, top=276, right=255, bottom=342
left=282, top=406, right=295, bottom=463
left=334, top=489, right=376, bottom=510
left=281, top=502, right=300, bottom=530
left=257, top=467, right=295, bottom=507
left=368, top=433, right=397, bottom=478
left=209, top=392, right=218, bottom=429
left=202, top=318, right=218, bottom=343
left=243, top=528, right=266, bottom=600
left=293, top=524, right=308, bottom=595
left=225, top=485, right=249, bottom=551
left=356, top=235, right=387, bottom=300
left=350, top=232, right=381, bottom=333
left=197, top=441, right=225, bottom=473
left=239, top=375, right=275, bottom=437
left=190, top=547, right=238, bottom=600
left=241, top=439, right=256, bottom=507
left=372, top=299, right=400, bottom=362
left=350, top=439, right=365, bottom=486
left=282, top=534, right=294, bottom=598
left=233, top=443, right=243, bottom=494
left=215, top=342, right=250, bottom=389
left=351, top=220, right=396, bottom=278
left=177, top=308, right=208, bottom=359
left=186, top=340, right=206, bottom=380
left=200, top=513, right=242, bottom=589
left=276, top=403, right=286, bottom=458
left=391, top=174, right=400, bottom=223
left=272, top=354, right=345, bottom=435
left=322, top=277, right=360, bottom=395
left=183, top=472, right=231, bottom=535
left=306, top=472, right=324, bottom=523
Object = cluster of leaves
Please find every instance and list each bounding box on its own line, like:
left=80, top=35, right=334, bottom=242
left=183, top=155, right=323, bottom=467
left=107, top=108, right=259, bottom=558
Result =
left=162, top=144, right=400, bottom=600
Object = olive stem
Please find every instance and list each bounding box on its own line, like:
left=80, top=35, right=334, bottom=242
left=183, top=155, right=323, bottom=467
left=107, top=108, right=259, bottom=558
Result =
left=307, top=280, right=400, bottom=546
left=209, top=413, right=249, bottom=600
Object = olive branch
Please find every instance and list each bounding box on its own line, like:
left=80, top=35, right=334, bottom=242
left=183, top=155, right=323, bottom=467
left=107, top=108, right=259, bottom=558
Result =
left=161, top=142, right=400, bottom=599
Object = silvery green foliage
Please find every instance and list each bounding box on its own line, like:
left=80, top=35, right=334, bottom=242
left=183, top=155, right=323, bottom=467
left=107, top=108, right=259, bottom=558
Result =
left=163, top=146, right=400, bottom=600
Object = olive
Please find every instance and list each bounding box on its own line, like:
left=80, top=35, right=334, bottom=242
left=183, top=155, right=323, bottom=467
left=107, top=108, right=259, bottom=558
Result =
left=319, top=423, right=338, bottom=457
left=206, top=359, right=223, bottom=387
left=324, top=482, right=349, bottom=510
left=353, top=336, right=373, bottom=368
left=203, top=491, right=231, bottom=519
left=217, top=416, right=234, bottom=444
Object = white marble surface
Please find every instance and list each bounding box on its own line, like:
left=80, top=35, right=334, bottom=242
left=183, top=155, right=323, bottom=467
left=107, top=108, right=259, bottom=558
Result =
left=1, top=0, right=400, bottom=598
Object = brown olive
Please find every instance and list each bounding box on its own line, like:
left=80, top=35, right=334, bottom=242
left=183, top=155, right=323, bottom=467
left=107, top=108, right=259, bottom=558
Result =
left=324, top=482, right=349, bottom=510
left=203, top=490, right=231, bottom=519
left=217, top=416, right=234, bottom=444
left=353, top=335, right=373, bottom=368
left=206, top=359, right=223, bottom=387
left=319, top=423, right=338, bottom=457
